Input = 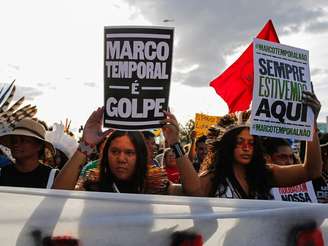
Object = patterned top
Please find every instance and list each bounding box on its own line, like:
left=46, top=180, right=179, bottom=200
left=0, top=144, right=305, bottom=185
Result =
left=75, top=160, right=170, bottom=194
left=199, top=169, right=272, bottom=199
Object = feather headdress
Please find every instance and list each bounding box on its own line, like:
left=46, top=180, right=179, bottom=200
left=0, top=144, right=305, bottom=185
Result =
left=206, top=110, right=251, bottom=144
left=0, top=80, right=38, bottom=134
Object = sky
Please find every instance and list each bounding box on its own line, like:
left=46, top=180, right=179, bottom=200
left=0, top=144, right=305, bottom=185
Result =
left=0, top=0, right=328, bottom=135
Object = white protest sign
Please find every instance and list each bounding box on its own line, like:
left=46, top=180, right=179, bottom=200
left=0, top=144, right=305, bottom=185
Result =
left=104, top=26, right=174, bottom=130
left=271, top=181, right=318, bottom=203
left=250, top=38, right=314, bottom=141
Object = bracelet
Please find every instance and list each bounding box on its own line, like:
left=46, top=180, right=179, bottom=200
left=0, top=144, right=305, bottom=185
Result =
left=77, top=140, right=97, bottom=158
left=170, top=142, right=185, bottom=159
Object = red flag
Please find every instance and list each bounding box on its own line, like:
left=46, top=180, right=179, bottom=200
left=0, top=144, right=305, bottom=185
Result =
left=210, top=20, right=280, bottom=113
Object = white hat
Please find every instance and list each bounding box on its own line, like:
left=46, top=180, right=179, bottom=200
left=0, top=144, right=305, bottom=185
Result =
left=0, top=118, right=56, bottom=155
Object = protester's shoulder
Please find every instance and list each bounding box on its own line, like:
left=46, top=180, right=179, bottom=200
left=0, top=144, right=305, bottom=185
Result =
left=0, top=163, right=15, bottom=175
left=38, top=163, right=59, bottom=176
left=38, top=163, right=56, bottom=171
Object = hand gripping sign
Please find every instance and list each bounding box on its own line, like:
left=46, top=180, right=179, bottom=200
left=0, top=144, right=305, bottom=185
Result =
left=104, top=26, right=174, bottom=130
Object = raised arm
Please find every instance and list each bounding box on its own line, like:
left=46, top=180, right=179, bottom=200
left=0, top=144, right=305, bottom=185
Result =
left=52, top=107, right=111, bottom=190
left=269, top=91, right=323, bottom=187
left=162, top=111, right=203, bottom=196
left=188, top=130, right=197, bottom=162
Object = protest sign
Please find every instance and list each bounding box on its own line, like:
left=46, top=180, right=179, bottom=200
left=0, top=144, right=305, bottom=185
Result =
left=250, top=38, right=314, bottom=141
left=195, top=113, right=220, bottom=138
left=271, top=181, right=318, bottom=203
left=104, top=26, right=174, bottom=130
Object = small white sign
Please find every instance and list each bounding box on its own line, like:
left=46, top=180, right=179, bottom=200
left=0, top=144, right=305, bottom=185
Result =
left=271, top=181, right=318, bottom=203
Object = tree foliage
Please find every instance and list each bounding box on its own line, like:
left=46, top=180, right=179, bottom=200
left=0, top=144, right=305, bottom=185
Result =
left=179, top=119, right=195, bottom=145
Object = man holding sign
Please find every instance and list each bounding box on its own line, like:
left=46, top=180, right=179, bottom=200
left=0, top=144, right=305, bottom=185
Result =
left=263, top=137, right=318, bottom=203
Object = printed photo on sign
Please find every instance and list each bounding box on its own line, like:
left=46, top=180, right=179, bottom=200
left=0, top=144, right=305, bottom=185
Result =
left=250, top=38, right=314, bottom=141
left=104, top=26, right=174, bottom=130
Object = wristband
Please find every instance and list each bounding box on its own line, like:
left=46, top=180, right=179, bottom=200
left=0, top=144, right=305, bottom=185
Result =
left=170, top=142, right=185, bottom=159
left=77, top=140, right=97, bottom=158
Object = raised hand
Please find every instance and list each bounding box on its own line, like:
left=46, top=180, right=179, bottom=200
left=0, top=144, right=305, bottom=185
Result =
left=161, top=111, right=180, bottom=145
left=302, top=91, right=321, bottom=121
left=82, top=107, right=112, bottom=145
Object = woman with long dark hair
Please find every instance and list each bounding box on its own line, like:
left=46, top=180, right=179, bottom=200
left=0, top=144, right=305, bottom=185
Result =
left=53, top=107, right=201, bottom=196
left=198, top=91, right=323, bottom=199
left=96, top=131, right=148, bottom=193
left=205, top=125, right=273, bottom=198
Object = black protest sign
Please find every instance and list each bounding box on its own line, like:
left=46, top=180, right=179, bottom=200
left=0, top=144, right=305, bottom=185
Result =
left=104, top=26, right=174, bottom=130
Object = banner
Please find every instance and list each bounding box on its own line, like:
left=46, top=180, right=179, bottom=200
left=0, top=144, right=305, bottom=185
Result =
left=271, top=181, right=318, bottom=203
left=104, top=26, right=174, bottom=130
left=0, top=187, right=327, bottom=246
left=250, top=38, right=314, bottom=141
left=209, top=20, right=279, bottom=113
left=195, top=113, right=220, bottom=138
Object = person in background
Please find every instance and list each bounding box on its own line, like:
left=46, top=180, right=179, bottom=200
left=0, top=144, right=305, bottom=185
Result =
left=312, top=132, right=328, bottom=203
left=188, top=131, right=208, bottom=173
left=263, top=137, right=318, bottom=203
left=162, top=148, right=180, bottom=184
left=155, top=139, right=169, bottom=167
left=0, top=119, right=58, bottom=188
left=197, top=125, right=222, bottom=174
left=262, top=137, right=295, bottom=166
left=142, top=131, right=161, bottom=168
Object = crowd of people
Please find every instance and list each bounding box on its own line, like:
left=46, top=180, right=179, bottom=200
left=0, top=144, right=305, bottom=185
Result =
left=0, top=89, right=327, bottom=203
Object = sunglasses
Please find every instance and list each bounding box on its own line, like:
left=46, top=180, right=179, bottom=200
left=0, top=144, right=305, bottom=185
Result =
left=236, top=137, right=254, bottom=149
